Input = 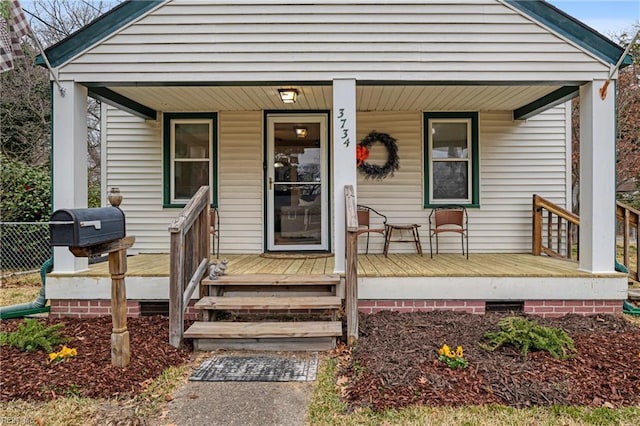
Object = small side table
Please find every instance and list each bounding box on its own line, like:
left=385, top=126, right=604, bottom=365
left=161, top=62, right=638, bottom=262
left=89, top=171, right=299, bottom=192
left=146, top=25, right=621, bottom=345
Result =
left=383, top=224, right=423, bottom=257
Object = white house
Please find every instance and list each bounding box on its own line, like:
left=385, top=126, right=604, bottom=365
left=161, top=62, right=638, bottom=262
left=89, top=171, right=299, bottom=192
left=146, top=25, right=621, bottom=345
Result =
left=42, top=0, right=631, bottom=325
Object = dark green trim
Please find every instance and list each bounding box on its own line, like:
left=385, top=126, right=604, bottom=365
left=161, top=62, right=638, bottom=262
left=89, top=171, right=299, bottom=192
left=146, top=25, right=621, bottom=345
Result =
left=356, top=80, right=584, bottom=86
left=513, top=86, right=579, bottom=120
left=89, top=87, right=157, bottom=120
left=162, top=112, right=218, bottom=208
left=423, top=112, right=479, bottom=208
left=506, top=0, right=632, bottom=67
left=36, top=1, right=165, bottom=68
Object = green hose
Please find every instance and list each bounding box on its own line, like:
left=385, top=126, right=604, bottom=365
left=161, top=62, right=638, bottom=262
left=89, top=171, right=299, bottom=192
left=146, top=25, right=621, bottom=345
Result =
left=0, top=258, right=53, bottom=320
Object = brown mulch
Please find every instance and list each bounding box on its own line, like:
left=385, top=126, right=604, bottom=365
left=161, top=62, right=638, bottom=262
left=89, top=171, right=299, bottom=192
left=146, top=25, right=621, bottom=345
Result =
left=341, top=311, right=640, bottom=411
left=0, top=316, right=191, bottom=401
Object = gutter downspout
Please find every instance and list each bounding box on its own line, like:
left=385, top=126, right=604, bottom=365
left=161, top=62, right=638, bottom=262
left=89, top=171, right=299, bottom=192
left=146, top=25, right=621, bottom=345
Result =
left=0, top=258, right=53, bottom=319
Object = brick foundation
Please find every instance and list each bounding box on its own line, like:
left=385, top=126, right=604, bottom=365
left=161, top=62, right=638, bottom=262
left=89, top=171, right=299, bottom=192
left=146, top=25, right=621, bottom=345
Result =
left=358, top=299, right=623, bottom=318
left=523, top=300, right=622, bottom=318
left=49, top=299, right=199, bottom=320
left=49, top=299, right=624, bottom=319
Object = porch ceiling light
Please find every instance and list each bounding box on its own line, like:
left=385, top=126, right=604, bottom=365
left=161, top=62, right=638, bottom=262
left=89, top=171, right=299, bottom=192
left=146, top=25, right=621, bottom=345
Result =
left=295, top=127, right=308, bottom=138
left=278, top=88, right=298, bottom=104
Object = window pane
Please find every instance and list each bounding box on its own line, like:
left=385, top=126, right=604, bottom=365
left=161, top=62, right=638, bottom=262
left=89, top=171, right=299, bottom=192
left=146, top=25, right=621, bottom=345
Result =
left=175, top=123, right=210, bottom=159
left=433, top=161, right=468, bottom=199
left=432, top=122, right=468, bottom=159
left=175, top=161, right=209, bottom=199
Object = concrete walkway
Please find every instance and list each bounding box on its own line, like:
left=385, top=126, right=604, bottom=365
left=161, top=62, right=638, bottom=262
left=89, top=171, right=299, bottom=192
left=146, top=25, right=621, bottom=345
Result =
left=157, top=381, right=314, bottom=426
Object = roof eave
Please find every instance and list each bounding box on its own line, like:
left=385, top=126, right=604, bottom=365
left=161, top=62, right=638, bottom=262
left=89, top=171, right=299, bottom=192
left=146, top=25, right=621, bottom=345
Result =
left=35, top=0, right=165, bottom=68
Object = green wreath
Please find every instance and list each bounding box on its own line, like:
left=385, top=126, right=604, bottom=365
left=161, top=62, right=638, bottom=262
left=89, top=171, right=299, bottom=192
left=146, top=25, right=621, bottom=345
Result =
left=357, top=131, right=400, bottom=180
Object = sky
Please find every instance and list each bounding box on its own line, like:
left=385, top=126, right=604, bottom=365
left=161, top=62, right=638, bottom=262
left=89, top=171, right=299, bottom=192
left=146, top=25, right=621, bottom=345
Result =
left=546, top=0, right=639, bottom=38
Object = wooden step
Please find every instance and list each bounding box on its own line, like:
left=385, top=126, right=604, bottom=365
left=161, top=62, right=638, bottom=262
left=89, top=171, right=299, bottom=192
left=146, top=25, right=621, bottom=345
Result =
left=202, top=273, right=340, bottom=286
left=194, top=296, right=342, bottom=310
left=184, top=321, right=343, bottom=339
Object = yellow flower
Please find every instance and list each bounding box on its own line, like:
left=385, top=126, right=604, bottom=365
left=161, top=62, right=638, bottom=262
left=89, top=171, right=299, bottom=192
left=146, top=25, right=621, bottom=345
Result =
left=456, top=346, right=464, bottom=358
left=438, top=344, right=450, bottom=356
left=48, top=352, right=59, bottom=362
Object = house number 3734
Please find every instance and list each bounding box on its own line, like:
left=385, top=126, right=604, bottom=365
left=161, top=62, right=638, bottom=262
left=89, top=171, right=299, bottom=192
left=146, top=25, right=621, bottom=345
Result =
left=338, top=108, right=351, bottom=147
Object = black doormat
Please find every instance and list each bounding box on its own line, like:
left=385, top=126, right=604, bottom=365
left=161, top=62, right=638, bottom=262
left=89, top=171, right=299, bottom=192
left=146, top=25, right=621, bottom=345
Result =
left=189, top=353, right=318, bottom=382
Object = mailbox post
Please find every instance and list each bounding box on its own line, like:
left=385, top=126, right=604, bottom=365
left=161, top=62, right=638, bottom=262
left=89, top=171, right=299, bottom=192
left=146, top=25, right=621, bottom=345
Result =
left=50, top=188, right=134, bottom=368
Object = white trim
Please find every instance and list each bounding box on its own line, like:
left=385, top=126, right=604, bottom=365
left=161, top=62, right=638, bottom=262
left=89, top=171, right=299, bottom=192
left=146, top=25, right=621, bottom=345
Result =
left=266, top=113, right=329, bottom=251
left=169, top=118, right=214, bottom=204
left=100, top=101, right=108, bottom=207
left=564, top=101, right=572, bottom=212
left=359, top=275, right=627, bottom=301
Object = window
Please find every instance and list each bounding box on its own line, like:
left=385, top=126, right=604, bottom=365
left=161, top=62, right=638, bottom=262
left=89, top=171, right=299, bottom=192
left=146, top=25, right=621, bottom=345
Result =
left=424, top=112, right=479, bottom=207
left=163, top=113, right=217, bottom=207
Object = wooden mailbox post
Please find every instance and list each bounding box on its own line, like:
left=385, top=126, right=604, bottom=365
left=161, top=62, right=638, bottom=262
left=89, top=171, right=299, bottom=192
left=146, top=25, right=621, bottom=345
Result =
left=68, top=188, right=134, bottom=368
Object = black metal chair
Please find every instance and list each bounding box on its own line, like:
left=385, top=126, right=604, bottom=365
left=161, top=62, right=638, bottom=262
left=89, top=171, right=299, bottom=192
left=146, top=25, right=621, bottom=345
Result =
left=356, top=204, right=387, bottom=254
left=428, top=205, right=468, bottom=259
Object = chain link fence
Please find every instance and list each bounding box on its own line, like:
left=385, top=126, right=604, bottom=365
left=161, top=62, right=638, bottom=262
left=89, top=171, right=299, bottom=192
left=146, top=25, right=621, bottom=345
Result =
left=0, top=222, right=52, bottom=277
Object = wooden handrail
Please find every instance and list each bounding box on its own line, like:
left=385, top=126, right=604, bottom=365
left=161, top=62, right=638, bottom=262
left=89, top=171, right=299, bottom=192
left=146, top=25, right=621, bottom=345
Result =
left=616, top=201, right=639, bottom=282
left=344, top=185, right=358, bottom=345
left=168, top=186, right=211, bottom=348
left=532, top=194, right=579, bottom=260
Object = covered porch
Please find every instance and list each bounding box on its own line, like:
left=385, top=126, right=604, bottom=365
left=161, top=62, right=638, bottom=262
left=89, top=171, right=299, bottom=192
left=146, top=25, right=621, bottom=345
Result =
left=46, top=252, right=627, bottom=318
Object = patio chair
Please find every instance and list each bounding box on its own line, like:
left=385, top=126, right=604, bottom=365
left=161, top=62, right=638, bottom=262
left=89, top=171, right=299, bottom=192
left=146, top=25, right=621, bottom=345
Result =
left=428, top=205, right=468, bottom=259
left=357, top=204, right=387, bottom=254
left=210, top=208, right=220, bottom=258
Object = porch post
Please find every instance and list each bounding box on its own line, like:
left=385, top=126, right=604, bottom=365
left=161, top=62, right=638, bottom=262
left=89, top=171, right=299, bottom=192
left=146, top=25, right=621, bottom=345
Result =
left=578, top=79, right=616, bottom=273
left=52, top=81, right=89, bottom=273
left=332, top=79, right=357, bottom=273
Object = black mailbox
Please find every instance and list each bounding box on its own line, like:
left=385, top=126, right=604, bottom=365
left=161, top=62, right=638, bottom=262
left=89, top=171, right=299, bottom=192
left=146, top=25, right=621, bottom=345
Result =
left=50, top=207, right=126, bottom=248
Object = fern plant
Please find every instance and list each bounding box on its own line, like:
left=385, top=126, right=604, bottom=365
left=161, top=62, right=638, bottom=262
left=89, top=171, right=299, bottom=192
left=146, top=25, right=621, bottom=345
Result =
left=0, top=319, right=68, bottom=353
left=481, top=316, right=576, bottom=360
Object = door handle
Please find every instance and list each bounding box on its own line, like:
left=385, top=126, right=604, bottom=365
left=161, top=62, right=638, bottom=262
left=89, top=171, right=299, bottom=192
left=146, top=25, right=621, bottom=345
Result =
left=269, top=177, right=273, bottom=190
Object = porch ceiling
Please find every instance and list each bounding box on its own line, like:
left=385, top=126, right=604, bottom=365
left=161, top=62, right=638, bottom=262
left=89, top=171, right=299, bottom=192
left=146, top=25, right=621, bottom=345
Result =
left=105, top=84, right=564, bottom=114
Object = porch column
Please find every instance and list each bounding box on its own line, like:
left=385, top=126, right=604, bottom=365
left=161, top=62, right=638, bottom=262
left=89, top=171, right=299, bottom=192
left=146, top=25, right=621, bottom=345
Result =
left=578, top=79, right=616, bottom=273
left=332, top=78, right=357, bottom=273
left=52, top=81, right=89, bottom=273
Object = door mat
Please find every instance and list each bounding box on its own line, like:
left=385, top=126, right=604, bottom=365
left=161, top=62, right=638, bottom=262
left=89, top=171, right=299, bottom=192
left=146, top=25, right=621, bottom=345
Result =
left=260, top=252, right=334, bottom=259
left=189, top=353, right=318, bottom=382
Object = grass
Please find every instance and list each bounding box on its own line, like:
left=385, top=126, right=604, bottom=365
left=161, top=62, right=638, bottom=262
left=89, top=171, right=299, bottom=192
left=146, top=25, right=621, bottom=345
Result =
left=0, top=360, right=197, bottom=425
left=0, top=273, right=42, bottom=306
left=307, top=357, right=640, bottom=426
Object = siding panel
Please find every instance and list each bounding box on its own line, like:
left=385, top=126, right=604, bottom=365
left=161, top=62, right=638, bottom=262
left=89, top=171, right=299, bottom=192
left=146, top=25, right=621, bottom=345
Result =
left=60, top=1, right=609, bottom=82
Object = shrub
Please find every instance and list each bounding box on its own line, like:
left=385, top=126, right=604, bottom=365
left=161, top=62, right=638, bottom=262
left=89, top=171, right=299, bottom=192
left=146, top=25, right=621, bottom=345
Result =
left=0, top=154, right=51, bottom=222
left=481, top=316, right=576, bottom=360
left=0, top=319, right=68, bottom=353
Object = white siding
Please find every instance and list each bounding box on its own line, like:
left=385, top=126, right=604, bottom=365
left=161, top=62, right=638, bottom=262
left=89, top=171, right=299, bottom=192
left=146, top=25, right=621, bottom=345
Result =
left=104, top=108, right=264, bottom=253
left=356, top=106, right=568, bottom=254
left=60, top=0, right=609, bottom=82
left=106, top=105, right=567, bottom=255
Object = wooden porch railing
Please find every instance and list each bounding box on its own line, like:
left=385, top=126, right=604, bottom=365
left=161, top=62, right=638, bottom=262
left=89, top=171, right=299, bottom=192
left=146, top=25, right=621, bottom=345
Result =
left=168, top=186, right=211, bottom=348
left=532, top=194, right=580, bottom=260
left=344, top=185, right=359, bottom=345
left=616, top=201, right=639, bottom=282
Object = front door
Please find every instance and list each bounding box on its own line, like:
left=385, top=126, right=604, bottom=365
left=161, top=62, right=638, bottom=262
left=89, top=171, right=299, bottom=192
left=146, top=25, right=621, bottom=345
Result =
left=266, top=114, right=328, bottom=251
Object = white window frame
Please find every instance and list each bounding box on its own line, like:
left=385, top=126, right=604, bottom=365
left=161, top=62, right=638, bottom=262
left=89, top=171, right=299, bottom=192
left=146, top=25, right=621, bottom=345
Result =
left=169, top=118, right=214, bottom=204
left=427, top=118, right=473, bottom=205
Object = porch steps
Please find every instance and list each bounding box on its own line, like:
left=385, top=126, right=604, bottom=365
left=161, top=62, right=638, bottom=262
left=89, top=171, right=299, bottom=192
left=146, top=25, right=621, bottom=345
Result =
left=186, top=273, right=343, bottom=351
left=195, top=296, right=342, bottom=310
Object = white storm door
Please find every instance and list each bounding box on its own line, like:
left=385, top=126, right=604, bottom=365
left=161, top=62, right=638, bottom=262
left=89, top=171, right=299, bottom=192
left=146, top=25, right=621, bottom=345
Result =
left=266, top=114, right=328, bottom=251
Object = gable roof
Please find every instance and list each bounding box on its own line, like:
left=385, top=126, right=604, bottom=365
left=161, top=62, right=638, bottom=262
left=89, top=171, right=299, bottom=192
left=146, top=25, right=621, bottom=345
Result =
left=505, top=0, right=633, bottom=67
left=35, top=0, right=165, bottom=67
left=37, top=0, right=632, bottom=70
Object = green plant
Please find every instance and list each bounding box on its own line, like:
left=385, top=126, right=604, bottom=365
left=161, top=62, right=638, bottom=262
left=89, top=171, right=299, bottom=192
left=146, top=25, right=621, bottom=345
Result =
left=0, top=319, right=68, bottom=353
left=437, top=344, right=469, bottom=369
left=481, top=316, right=576, bottom=360
left=0, top=154, right=51, bottom=222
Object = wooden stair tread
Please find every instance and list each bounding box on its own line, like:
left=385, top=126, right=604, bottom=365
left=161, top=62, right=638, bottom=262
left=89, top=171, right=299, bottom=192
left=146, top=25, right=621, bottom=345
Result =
left=195, top=296, right=342, bottom=310
left=184, top=321, right=343, bottom=339
left=202, top=273, right=340, bottom=286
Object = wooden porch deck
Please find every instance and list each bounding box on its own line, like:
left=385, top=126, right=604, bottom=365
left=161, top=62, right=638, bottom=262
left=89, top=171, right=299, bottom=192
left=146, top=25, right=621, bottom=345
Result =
left=64, top=253, right=616, bottom=278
